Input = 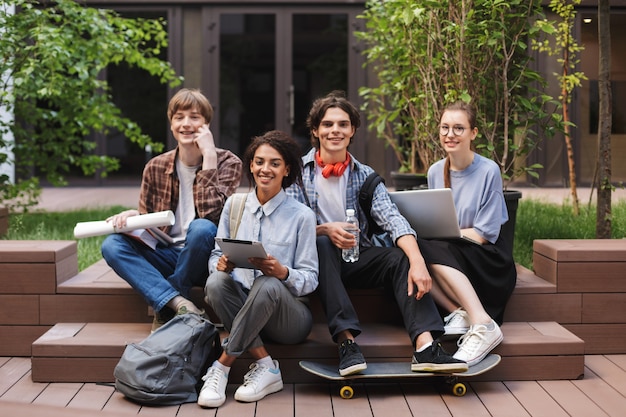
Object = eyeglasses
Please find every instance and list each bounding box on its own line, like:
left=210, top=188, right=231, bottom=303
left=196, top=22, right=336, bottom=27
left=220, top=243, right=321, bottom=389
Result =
left=439, top=125, right=467, bottom=136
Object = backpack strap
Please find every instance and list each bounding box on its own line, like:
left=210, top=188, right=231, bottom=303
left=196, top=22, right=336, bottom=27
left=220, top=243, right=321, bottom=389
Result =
left=359, top=172, right=385, bottom=237
left=229, top=193, right=247, bottom=238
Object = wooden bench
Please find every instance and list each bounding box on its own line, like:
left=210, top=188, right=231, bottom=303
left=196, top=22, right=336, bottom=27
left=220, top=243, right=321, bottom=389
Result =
left=0, top=241, right=78, bottom=356
left=34, top=266, right=586, bottom=383
left=533, top=239, right=626, bottom=354
left=0, top=240, right=589, bottom=383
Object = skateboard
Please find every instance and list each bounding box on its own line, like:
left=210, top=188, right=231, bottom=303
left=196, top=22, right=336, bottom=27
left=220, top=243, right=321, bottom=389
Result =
left=299, top=353, right=500, bottom=398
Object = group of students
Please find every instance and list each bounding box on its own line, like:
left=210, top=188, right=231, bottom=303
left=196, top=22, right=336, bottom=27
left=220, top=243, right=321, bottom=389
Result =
left=101, top=88, right=517, bottom=408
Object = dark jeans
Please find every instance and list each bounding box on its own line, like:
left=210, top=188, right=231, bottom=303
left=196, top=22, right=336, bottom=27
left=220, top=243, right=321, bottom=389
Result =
left=315, top=236, right=444, bottom=345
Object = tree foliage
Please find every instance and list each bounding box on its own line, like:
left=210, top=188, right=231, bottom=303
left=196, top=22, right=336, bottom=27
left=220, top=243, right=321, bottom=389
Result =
left=357, top=0, right=562, bottom=185
left=0, top=0, right=182, bottom=211
left=533, top=0, right=586, bottom=215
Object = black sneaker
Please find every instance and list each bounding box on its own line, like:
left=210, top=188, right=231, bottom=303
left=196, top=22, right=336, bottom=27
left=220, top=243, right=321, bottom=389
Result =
left=338, top=339, right=367, bottom=376
left=411, top=342, right=468, bottom=373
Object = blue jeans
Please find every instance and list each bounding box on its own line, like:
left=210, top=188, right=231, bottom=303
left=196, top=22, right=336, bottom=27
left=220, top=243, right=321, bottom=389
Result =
left=101, top=218, right=217, bottom=312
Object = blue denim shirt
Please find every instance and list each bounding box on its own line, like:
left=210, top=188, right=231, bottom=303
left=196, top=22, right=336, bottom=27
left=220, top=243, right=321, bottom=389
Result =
left=286, top=148, right=416, bottom=246
left=209, top=189, right=318, bottom=297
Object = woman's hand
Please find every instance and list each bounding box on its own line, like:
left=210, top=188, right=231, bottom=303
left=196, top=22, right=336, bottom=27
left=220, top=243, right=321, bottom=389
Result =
left=217, top=254, right=235, bottom=273
left=248, top=254, right=289, bottom=280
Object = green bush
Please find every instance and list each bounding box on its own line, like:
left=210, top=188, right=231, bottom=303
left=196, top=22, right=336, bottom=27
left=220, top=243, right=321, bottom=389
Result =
left=4, top=200, right=625, bottom=272
left=513, top=199, right=626, bottom=268
left=3, top=206, right=129, bottom=270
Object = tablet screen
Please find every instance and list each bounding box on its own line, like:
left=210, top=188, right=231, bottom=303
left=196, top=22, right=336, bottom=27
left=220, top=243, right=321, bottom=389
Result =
left=216, top=238, right=268, bottom=269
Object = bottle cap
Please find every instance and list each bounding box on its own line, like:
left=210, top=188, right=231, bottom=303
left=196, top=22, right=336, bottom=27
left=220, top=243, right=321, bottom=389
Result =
left=346, top=209, right=355, bottom=216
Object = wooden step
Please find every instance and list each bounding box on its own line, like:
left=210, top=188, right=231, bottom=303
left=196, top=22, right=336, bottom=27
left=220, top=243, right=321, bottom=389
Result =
left=533, top=239, right=626, bottom=354
left=0, top=245, right=576, bottom=356
left=56, top=260, right=562, bottom=324
left=0, top=241, right=78, bottom=356
left=0, top=240, right=77, bottom=294
left=503, top=265, right=581, bottom=323
left=31, top=321, right=584, bottom=384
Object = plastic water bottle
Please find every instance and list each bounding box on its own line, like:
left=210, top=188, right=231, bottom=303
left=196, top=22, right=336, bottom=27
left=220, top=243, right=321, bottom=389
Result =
left=342, top=209, right=360, bottom=262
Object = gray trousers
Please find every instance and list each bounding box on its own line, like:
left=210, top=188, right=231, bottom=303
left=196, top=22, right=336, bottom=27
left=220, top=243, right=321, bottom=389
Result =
left=204, top=272, right=313, bottom=357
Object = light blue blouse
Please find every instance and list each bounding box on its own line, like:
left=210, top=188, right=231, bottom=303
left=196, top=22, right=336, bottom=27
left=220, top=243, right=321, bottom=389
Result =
left=209, top=189, right=318, bottom=297
left=427, top=153, right=508, bottom=244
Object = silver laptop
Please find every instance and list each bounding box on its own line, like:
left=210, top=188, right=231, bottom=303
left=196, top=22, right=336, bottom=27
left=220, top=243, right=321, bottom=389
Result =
left=389, top=188, right=479, bottom=244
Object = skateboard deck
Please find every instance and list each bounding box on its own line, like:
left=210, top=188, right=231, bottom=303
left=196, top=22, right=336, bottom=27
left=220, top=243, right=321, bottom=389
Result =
left=300, top=353, right=500, bottom=397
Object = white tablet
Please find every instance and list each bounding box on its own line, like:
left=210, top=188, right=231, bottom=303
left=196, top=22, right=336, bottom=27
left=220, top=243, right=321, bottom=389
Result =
left=215, top=237, right=268, bottom=269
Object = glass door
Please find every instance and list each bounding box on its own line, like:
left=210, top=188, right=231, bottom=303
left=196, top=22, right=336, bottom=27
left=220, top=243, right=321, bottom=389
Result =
left=290, top=13, right=349, bottom=155
left=204, top=7, right=362, bottom=166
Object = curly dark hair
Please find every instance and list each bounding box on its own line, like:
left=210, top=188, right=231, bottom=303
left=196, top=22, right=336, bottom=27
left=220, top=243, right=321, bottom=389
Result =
left=243, top=130, right=303, bottom=189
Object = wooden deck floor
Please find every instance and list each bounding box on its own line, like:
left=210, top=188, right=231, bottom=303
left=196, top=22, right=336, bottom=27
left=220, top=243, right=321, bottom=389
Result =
left=1, top=355, right=625, bottom=416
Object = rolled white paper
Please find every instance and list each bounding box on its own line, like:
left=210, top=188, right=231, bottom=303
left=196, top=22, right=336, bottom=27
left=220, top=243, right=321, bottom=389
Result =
left=73, top=210, right=175, bottom=238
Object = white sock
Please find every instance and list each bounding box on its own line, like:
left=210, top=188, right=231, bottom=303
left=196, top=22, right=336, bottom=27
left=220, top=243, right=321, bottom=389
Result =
left=212, top=360, right=230, bottom=376
left=167, top=296, right=202, bottom=315
left=256, top=355, right=275, bottom=369
left=416, top=341, right=432, bottom=352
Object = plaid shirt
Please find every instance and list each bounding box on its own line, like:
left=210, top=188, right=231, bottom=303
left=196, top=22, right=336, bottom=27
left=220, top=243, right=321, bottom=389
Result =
left=138, top=147, right=242, bottom=231
left=286, top=148, right=415, bottom=246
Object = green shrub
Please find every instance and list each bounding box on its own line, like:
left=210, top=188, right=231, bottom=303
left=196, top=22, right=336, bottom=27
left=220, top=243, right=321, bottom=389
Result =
left=4, top=200, right=626, bottom=272
left=3, top=206, right=129, bottom=270
left=513, top=199, right=626, bottom=268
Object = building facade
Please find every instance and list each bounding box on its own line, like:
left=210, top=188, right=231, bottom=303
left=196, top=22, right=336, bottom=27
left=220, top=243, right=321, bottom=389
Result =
left=67, top=0, right=625, bottom=188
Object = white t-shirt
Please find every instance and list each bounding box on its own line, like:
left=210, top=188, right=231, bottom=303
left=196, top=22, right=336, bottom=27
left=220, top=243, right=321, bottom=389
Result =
left=169, top=159, right=199, bottom=241
left=315, top=164, right=349, bottom=223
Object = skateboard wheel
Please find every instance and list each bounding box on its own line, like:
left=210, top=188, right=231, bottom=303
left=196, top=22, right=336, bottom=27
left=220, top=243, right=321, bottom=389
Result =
left=453, top=382, right=466, bottom=396
left=340, top=385, right=354, bottom=399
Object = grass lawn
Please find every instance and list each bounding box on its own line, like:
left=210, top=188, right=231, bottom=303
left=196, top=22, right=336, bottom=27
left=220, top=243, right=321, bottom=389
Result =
left=513, top=199, right=626, bottom=268
left=2, top=200, right=625, bottom=271
left=3, top=206, right=130, bottom=270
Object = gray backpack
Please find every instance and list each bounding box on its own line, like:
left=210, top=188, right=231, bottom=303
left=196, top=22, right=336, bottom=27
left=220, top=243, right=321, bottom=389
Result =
left=114, top=313, right=222, bottom=405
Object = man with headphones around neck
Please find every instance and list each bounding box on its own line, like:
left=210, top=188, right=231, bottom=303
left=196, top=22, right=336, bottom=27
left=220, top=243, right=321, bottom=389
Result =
left=286, top=91, right=467, bottom=376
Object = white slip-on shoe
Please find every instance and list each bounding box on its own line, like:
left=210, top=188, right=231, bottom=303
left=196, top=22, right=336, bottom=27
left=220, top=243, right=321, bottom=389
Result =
left=234, top=360, right=283, bottom=403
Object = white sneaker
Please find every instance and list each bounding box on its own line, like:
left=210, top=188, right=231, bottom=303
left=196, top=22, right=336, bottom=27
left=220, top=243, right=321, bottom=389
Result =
left=197, top=366, right=228, bottom=408
left=234, top=360, right=283, bottom=403
left=443, top=308, right=470, bottom=336
left=453, top=320, right=503, bottom=367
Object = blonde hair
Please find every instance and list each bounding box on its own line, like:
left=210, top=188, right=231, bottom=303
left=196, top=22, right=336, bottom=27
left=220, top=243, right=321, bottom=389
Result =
left=167, top=88, right=214, bottom=123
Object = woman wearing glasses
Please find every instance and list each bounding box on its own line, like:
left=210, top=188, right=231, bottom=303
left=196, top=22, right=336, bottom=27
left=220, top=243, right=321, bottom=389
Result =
left=419, top=101, right=517, bottom=366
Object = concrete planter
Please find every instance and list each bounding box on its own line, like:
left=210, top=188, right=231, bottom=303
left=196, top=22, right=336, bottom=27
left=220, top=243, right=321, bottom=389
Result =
left=390, top=171, right=428, bottom=191
left=502, top=190, right=522, bottom=253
